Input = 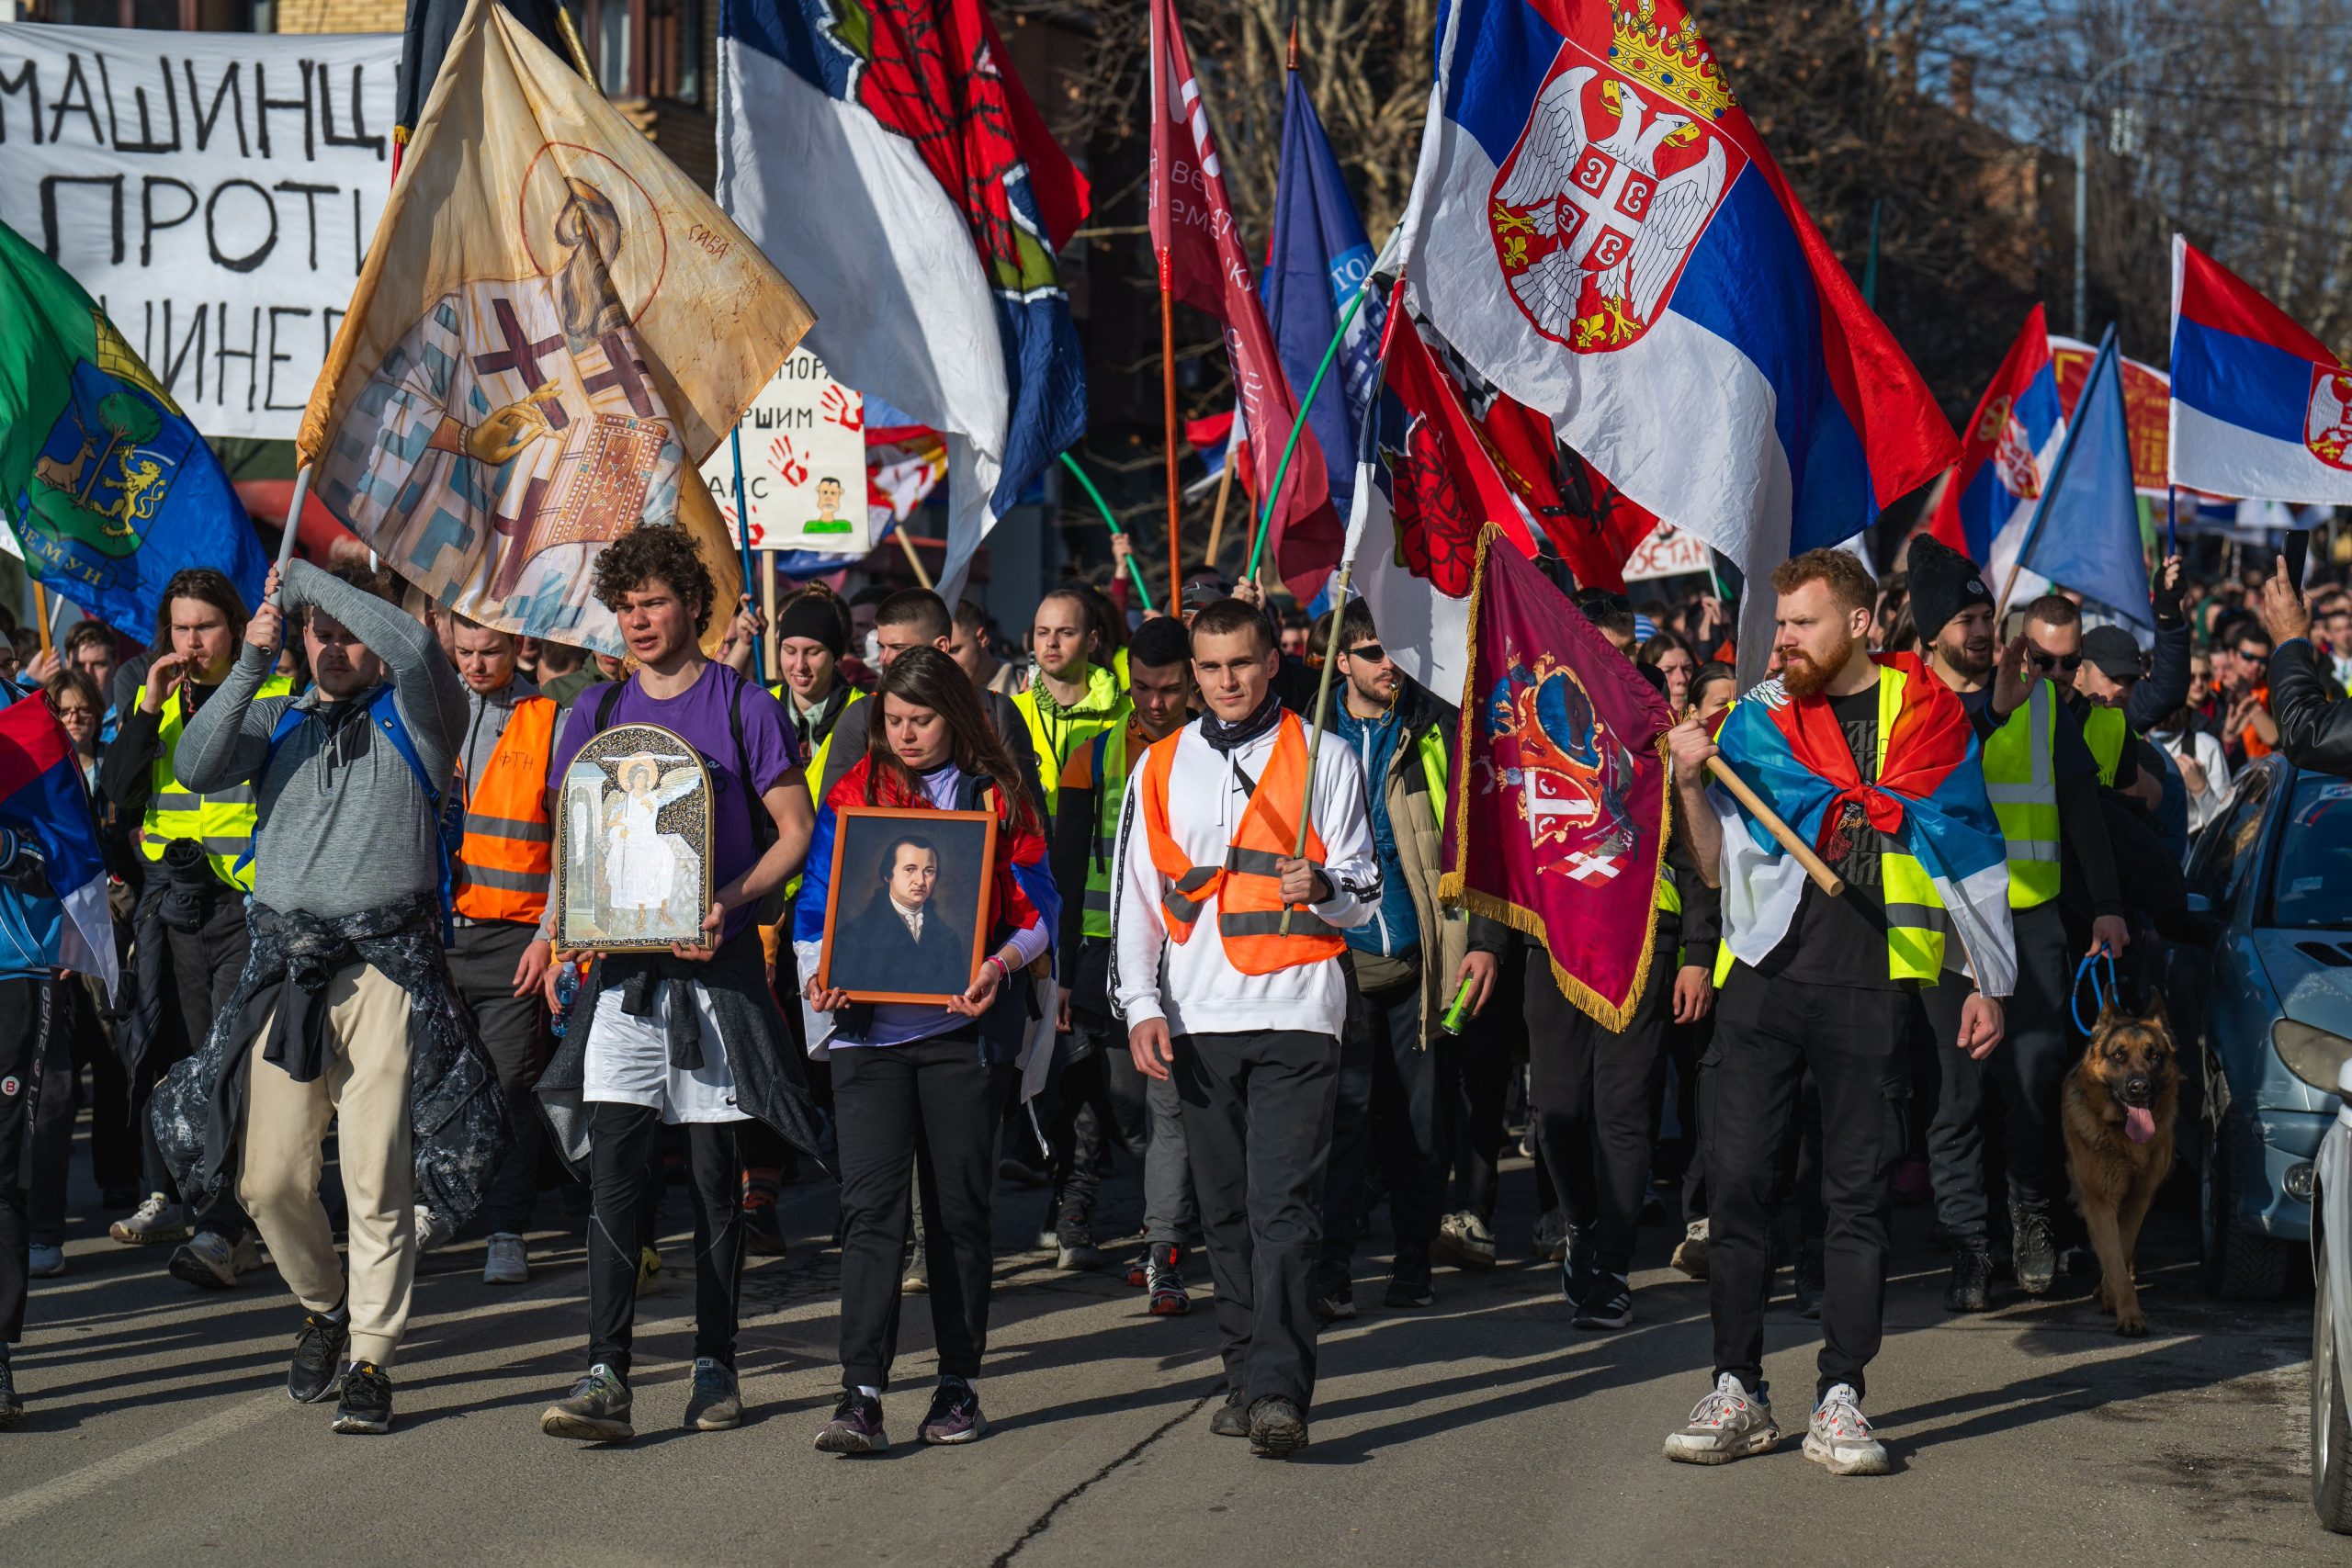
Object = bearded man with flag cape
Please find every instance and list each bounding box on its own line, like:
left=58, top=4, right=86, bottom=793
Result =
left=1659, top=547, right=2012, bottom=1479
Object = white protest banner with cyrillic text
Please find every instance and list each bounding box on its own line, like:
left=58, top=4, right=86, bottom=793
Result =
left=0, top=23, right=396, bottom=441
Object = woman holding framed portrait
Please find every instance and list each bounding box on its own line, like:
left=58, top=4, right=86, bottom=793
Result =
left=794, top=647, right=1060, bottom=1454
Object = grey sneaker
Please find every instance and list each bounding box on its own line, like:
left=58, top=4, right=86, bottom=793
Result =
left=482, top=1233, right=528, bottom=1286
left=168, top=1229, right=260, bottom=1290
left=1804, top=1383, right=1890, bottom=1475
left=1663, top=1372, right=1780, bottom=1465
left=27, top=1242, right=63, bottom=1278
left=540, top=1364, right=635, bottom=1442
left=684, top=1358, right=741, bottom=1431
left=1430, top=1211, right=1498, bottom=1270
left=1055, top=1216, right=1103, bottom=1271
left=109, top=1192, right=187, bottom=1246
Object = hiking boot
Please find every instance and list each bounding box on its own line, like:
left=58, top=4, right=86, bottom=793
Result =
left=1430, top=1211, right=1498, bottom=1271
left=1670, top=1218, right=1710, bottom=1279
left=109, top=1192, right=187, bottom=1246
left=1310, top=1270, right=1356, bottom=1324
left=288, top=1310, right=350, bottom=1404
left=169, top=1229, right=260, bottom=1290
left=1944, top=1243, right=1993, bottom=1313
left=684, top=1359, right=741, bottom=1432
left=1385, top=1270, right=1437, bottom=1310
left=741, top=1188, right=788, bottom=1258
left=918, top=1378, right=986, bottom=1445
left=1209, top=1392, right=1250, bottom=1438
left=1804, top=1383, right=1890, bottom=1476
left=1532, top=1207, right=1568, bottom=1262
left=1560, top=1222, right=1596, bottom=1310
left=540, top=1364, right=635, bottom=1441
left=482, top=1233, right=528, bottom=1286
left=1145, top=1245, right=1191, bottom=1316
left=1792, top=1241, right=1825, bottom=1321
left=813, top=1391, right=888, bottom=1454
left=2010, top=1202, right=2057, bottom=1296
left=27, top=1242, right=62, bottom=1279
left=332, top=1360, right=393, bottom=1435
left=1663, top=1372, right=1780, bottom=1465
left=1574, top=1272, right=1633, bottom=1331
left=1246, top=1395, right=1308, bottom=1458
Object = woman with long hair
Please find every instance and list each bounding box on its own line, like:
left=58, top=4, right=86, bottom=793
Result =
left=1637, top=629, right=1697, bottom=715
left=796, top=647, right=1058, bottom=1453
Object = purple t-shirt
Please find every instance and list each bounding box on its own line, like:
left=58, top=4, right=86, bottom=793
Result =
left=549, top=661, right=797, bottom=942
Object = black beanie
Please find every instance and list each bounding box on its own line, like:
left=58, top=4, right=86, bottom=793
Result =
left=775, top=593, right=848, bottom=658
left=1906, top=533, right=1993, bottom=643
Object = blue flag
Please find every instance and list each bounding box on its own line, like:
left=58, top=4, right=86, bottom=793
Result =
left=2019, top=333, right=2153, bottom=630
left=1260, top=70, right=1383, bottom=522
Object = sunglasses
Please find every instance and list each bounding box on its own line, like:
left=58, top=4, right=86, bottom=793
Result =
left=1576, top=591, right=1633, bottom=624
left=2233, top=646, right=2270, bottom=662
left=1343, top=641, right=1386, bottom=664
left=2030, top=651, right=2083, bottom=672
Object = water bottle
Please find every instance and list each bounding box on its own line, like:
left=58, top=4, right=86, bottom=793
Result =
left=550, top=957, right=581, bottom=1038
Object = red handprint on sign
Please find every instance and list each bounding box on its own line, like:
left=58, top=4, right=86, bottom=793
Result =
left=768, top=435, right=810, bottom=488
left=820, top=383, right=864, bottom=432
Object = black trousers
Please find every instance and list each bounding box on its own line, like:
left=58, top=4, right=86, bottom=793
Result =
left=1041, top=1021, right=1130, bottom=1232
left=1177, top=1029, right=1339, bottom=1412
left=584, top=1106, right=742, bottom=1380
left=1926, top=898, right=2072, bottom=1240
left=161, top=897, right=254, bottom=1240
left=831, top=1033, right=1011, bottom=1391
left=1526, top=953, right=1670, bottom=1277
left=1705, top=967, right=1910, bottom=1404
left=1, top=978, right=52, bottom=1343
left=1437, top=1012, right=1515, bottom=1223
left=1321, top=964, right=1443, bottom=1280
left=28, top=981, right=136, bottom=1244
left=445, top=921, right=548, bottom=1235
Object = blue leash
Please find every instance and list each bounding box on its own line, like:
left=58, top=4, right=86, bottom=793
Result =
left=2070, top=951, right=2120, bottom=1036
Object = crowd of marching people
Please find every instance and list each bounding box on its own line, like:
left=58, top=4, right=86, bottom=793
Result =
left=0, top=520, right=2341, bottom=1466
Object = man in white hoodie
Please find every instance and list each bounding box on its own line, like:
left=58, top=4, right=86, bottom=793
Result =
left=1112, top=597, right=1379, bottom=1460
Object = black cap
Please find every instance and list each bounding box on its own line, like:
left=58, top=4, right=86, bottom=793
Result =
left=1180, top=571, right=1232, bottom=612
left=2080, top=624, right=2144, bottom=682
left=1906, top=533, right=1992, bottom=643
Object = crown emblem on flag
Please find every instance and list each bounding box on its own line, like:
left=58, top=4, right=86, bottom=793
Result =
left=1607, top=1, right=1736, bottom=121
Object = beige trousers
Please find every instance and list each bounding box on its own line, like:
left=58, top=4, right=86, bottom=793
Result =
left=236, top=963, right=416, bottom=1369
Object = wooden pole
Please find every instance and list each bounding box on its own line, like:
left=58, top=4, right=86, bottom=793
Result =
left=760, top=551, right=778, bottom=684
left=1703, top=756, right=1845, bottom=897
left=1277, top=563, right=1353, bottom=935
left=30, top=584, right=52, bottom=657
left=894, top=524, right=933, bottom=590
left=1161, top=271, right=1182, bottom=600
left=552, top=6, right=598, bottom=82
left=1203, top=426, right=1238, bottom=576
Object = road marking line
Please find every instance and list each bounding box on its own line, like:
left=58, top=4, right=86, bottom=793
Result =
left=0, top=1394, right=284, bottom=1529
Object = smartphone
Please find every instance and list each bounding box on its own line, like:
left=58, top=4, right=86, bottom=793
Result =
left=2286, top=528, right=2311, bottom=592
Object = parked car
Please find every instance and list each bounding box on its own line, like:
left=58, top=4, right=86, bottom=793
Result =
left=2178, top=760, right=2351, bottom=1297
left=2299, top=1039, right=2349, bottom=1530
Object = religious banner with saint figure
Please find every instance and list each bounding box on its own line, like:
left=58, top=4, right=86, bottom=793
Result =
left=298, top=0, right=813, bottom=655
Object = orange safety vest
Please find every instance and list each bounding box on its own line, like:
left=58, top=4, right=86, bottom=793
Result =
left=1137, top=710, right=1347, bottom=976
left=454, top=694, right=557, bottom=923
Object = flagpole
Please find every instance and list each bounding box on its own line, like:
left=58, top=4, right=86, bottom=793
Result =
left=1057, top=452, right=1156, bottom=611
left=2165, top=483, right=2177, bottom=559
left=1245, top=277, right=1374, bottom=584
left=1994, top=323, right=2117, bottom=622
left=728, top=427, right=766, bottom=676
left=267, top=465, right=312, bottom=606
left=1161, top=265, right=1183, bottom=599
left=1202, top=423, right=1239, bottom=574
left=30, top=584, right=51, bottom=658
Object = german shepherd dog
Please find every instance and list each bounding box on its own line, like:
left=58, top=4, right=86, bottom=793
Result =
left=2062, top=998, right=2180, bottom=1337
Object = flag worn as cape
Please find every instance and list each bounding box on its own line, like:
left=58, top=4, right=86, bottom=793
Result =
left=1711, top=655, right=2015, bottom=997
left=0, top=221, right=268, bottom=641
left=1441, top=527, right=1675, bottom=1028
left=302, top=0, right=810, bottom=656
left=0, top=684, right=118, bottom=1003
left=1151, top=0, right=1339, bottom=598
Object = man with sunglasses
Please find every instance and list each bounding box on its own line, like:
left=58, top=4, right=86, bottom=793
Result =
left=2022, top=596, right=2165, bottom=813
left=1912, top=539, right=2128, bottom=1312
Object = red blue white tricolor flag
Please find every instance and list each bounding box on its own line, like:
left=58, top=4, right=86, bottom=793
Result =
left=1928, top=304, right=2065, bottom=581
left=2168, top=236, right=2352, bottom=505
left=1396, top=0, right=1955, bottom=670
left=717, top=0, right=1091, bottom=604
left=0, top=686, right=117, bottom=1003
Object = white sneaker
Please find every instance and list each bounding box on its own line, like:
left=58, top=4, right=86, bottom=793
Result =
left=413, top=1205, right=448, bottom=1254
left=1804, top=1383, right=1891, bottom=1476
left=483, top=1233, right=528, bottom=1285
left=1663, top=1372, right=1780, bottom=1465
left=109, top=1192, right=187, bottom=1245
left=27, top=1243, right=63, bottom=1278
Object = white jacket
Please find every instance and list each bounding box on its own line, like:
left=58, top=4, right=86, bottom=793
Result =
left=1110, top=715, right=1379, bottom=1040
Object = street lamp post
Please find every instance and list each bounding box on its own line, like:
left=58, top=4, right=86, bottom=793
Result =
left=2074, top=41, right=2189, bottom=339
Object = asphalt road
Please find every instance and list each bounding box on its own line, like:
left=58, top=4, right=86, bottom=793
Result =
left=2, top=1142, right=2335, bottom=1567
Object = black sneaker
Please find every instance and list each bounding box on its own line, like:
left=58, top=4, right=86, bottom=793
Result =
left=1561, top=1222, right=1596, bottom=1311
left=1945, top=1243, right=1993, bottom=1313
left=1309, top=1272, right=1356, bottom=1324
left=1573, top=1272, right=1633, bottom=1330
left=813, top=1391, right=889, bottom=1454
left=1246, top=1395, right=1308, bottom=1458
left=0, top=1348, right=19, bottom=1428
left=288, top=1310, right=350, bottom=1404
left=918, top=1378, right=986, bottom=1445
left=2010, top=1202, right=2057, bottom=1296
left=1209, top=1392, right=1251, bottom=1438
left=1792, top=1242, right=1826, bottom=1321
left=1384, top=1271, right=1436, bottom=1309
left=332, top=1360, right=392, bottom=1434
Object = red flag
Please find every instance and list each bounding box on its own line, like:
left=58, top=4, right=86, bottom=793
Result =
left=1149, top=0, right=1337, bottom=597
left=1381, top=291, right=1541, bottom=595
left=1441, top=528, right=1677, bottom=1029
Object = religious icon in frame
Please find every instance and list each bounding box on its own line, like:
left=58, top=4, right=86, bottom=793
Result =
left=819, top=806, right=1000, bottom=1004
left=553, top=723, right=714, bottom=951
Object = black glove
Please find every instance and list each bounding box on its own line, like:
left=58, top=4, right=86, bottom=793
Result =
left=2153, top=563, right=2185, bottom=628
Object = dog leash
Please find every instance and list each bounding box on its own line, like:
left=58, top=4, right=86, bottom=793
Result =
left=2070, top=951, right=2120, bottom=1036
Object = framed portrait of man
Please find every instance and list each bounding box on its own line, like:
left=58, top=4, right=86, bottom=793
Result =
left=553, top=723, right=714, bottom=951
left=819, top=806, right=999, bottom=1004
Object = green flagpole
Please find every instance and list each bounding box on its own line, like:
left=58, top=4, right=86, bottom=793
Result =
left=1057, top=452, right=1155, bottom=612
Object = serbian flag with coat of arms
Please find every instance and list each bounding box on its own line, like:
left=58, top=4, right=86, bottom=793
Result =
left=1710, top=656, right=2014, bottom=997
left=2168, top=236, right=2352, bottom=505
left=718, top=0, right=1091, bottom=604
left=1441, top=528, right=1674, bottom=1029
left=1928, top=304, right=2064, bottom=576
left=1396, top=0, right=1955, bottom=673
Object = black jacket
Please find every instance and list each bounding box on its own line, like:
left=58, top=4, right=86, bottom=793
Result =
left=2269, top=639, right=2352, bottom=775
